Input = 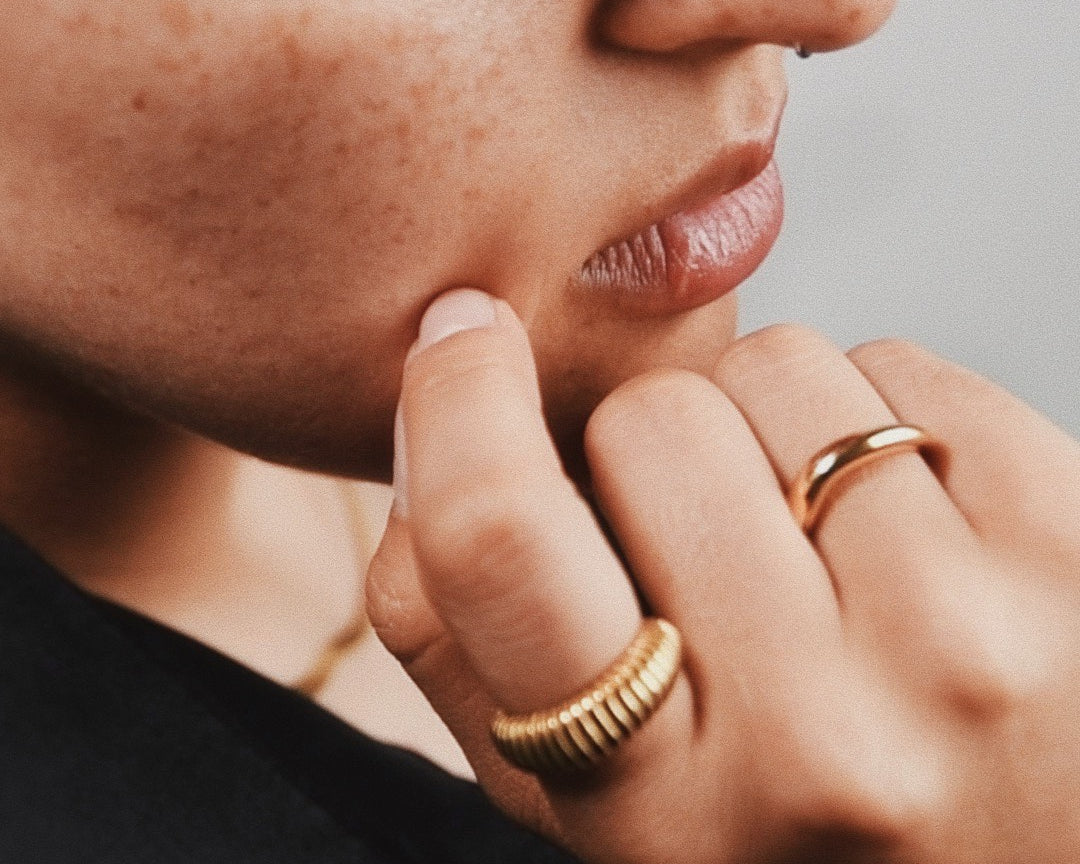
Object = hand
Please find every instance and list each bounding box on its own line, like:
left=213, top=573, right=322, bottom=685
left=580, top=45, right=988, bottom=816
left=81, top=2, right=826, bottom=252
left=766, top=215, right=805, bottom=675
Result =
left=366, top=288, right=1080, bottom=863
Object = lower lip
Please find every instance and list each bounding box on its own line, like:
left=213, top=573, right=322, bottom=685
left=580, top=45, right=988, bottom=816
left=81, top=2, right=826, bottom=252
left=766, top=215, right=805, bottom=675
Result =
left=577, top=160, right=784, bottom=316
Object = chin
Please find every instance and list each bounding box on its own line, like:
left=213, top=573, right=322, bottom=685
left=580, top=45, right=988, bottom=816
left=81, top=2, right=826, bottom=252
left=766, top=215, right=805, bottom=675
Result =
left=129, top=288, right=740, bottom=489
left=536, top=292, right=740, bottom=488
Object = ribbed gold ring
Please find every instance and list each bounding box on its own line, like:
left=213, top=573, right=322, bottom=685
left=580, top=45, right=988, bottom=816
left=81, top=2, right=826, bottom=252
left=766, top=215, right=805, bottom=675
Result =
left=789, top=424, right=946, bottom=533
left=490, top=618, right=682, bottom=775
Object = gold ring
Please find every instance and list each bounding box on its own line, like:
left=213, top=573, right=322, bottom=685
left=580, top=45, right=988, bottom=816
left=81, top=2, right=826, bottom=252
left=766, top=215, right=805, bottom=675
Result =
left=789, top=424, right=945, bottom=533
left=490, top=618, right=682, bottom=775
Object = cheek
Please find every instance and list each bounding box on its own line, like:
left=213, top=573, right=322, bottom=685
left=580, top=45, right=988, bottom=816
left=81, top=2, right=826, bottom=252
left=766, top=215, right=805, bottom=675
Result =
left=0, top=2, right=548, bottom=474
left=1, top=1, right=742, bottom=478
left=2, top=6, right=543, bottom=403
left=4, top=2, right=529, bottom=339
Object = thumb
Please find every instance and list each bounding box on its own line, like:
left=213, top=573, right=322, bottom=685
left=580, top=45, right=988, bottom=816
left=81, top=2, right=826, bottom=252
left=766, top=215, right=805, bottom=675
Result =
left=393, top=287, right=643, bottom=714
left=365, top=506, right=558, bottom=835
left=374, top=287, right=693, bottom=858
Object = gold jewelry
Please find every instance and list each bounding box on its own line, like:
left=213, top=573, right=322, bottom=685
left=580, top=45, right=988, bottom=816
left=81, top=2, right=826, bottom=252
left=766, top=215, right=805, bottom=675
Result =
left=490, top=618, right=682, bottom=775
left=788, top=424, right=945, bottom=533
left=292, top=481, right=377, bottom=698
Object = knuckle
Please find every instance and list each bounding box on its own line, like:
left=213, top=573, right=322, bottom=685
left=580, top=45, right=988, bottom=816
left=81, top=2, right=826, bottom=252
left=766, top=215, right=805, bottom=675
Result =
left=849, top=337, right=997, bottom=406
left=790, top=776, right=944, bottom=854
left=402, top=318, right=539, bottom=419
left=730, top=322, right=831, bottom=361
left=847, top=337, right=927, bottom=374
left=910, top=563, right=1058, bottom=721
left=768, top=729, right=948, bottom=851
left=408, top=346, right=517, bottom=409
left=364, top=552, right=432, bottom=664
left=415, top=474, right=548, bottom=605
left=713, top=323, right=836, bottom=392
left=935, top=617, right=1055, bottom=722
left=586, top=367, right=716, bottom=455
left=363, top=533, right=455, bottom=669
left=943, top=668, right=1027, bottom=723
left=363, top=551, right=402, bottom=638
left=847, top=337, right=952, bottom=394
left=758, top=668, right=951, bottom=852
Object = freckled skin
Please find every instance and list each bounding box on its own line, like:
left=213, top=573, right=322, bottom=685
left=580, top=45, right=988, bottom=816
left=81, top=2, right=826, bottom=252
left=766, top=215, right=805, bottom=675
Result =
left=0, top=1, right=790, bottom=479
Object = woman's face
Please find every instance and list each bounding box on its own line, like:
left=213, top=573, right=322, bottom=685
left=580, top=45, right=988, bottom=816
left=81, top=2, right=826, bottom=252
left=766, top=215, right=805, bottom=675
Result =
left=0, top=0, right=894, bottom=479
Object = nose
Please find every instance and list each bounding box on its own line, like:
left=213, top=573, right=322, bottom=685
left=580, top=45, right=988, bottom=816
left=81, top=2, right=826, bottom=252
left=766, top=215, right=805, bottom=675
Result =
left=598, top=0, right=898, bottom=55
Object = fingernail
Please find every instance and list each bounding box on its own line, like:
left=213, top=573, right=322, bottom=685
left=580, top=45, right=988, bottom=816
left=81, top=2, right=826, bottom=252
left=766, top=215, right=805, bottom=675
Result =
left=416, top=288, right=496, bottom=352
left=391, top=400, right=408, bottom=519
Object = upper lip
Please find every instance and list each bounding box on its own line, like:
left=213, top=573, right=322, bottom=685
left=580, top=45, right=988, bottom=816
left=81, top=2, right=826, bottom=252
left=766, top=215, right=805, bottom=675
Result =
left=582, top=89, right=787, bottom=266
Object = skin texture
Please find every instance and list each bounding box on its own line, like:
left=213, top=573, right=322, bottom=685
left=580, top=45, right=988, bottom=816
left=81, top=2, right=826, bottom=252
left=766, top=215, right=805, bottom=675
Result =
left=369, top=290, right=1080, bottom=863
left=9, top=1, right=1080, bottom=863
left=0, top=0, right=896, bottom=478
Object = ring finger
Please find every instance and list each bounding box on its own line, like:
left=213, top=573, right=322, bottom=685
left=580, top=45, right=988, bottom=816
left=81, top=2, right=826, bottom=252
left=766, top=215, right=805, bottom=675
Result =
left=710, top=324, right=985, bottom=654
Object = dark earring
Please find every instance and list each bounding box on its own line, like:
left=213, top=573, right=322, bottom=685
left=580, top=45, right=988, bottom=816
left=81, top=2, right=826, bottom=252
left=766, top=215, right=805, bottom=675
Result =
left=795, top=45, right=813, bottom=59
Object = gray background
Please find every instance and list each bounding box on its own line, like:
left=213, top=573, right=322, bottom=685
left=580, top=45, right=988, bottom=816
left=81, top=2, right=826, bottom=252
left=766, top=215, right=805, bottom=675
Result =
left=740, top=0, right=1079, bottom=436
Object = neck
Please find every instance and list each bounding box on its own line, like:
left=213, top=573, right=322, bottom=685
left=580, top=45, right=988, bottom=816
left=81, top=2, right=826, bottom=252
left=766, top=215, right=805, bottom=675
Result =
left=0, top=350, right=367, bottom=683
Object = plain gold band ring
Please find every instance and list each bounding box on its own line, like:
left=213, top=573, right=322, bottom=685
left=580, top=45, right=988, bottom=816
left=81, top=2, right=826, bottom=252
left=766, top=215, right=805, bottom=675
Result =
left=788, top=425, right=946, bottom=533
left=490, top=618, right=682, bottom=775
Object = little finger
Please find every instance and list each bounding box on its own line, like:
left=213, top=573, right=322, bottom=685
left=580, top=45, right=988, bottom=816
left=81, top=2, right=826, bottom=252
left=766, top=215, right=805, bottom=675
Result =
left=847, top=338, right=1080, bottom=577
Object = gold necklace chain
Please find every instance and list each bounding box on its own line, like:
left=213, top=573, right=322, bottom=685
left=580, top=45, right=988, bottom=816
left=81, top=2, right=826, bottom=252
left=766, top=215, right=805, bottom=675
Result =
left=292, top=480, right=376, bottom=698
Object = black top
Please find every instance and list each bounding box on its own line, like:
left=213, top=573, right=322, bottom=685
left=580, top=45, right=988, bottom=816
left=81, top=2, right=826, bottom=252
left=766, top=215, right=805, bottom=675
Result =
left=0, top=525, right=577, bottom=863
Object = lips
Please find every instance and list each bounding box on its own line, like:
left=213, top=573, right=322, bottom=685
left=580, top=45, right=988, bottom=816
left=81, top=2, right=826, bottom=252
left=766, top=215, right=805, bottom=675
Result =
left=577, top=159, right=784, bottom=317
